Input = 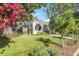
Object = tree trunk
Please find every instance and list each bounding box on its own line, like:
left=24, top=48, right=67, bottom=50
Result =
left=53, top=29, right=56, bottom=34
left=61, top=35, right=64, bottom=48
left=73, top=31, right=75, bottom=40
left=0, top=30, right=4, bottom=38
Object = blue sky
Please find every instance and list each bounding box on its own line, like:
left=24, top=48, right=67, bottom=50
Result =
left=32, top=7, right=50, bottom=22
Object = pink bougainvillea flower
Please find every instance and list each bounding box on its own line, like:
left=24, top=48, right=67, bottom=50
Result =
left=0, top=3, right=20, bottom=30
left=0, top=17, right=5, bottom=22
left=8, top=11, right=19, bottom=22
left=8, top=3, right=20, bottom=10
left=8, top=11, right=15, bottom=18
left=0, top=6, right=5, bottom=13
left=13, top=11, right=19, bottom=16
left=6, top=17, right=16, bottom=24
left=9, top=24, right=14, bottom=28
left=7, top=18, right=13, bottom=23
left=0, top=24, right=6, bottom=29
left=8, top=11, right=18, bottom=18
left=0, top=17, right=2, bottom=20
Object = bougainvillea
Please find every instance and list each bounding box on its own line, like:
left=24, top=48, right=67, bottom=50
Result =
left=0, top=3, right=20, bottom=30
left=8, top=3, right=20, bottom=10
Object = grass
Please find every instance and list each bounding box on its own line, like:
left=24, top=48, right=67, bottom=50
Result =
left=0, top=34, right=61, bottom=56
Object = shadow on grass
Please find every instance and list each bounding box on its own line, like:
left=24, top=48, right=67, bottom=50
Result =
left=0, top=35, right=15, bottom=48
left=36, top=37, right=62, bottom=47
left=51, top=42, right=62, bottom=47
left=0, top=35, right=15, bottom=54
left=36, top=37, right=51, bottom=47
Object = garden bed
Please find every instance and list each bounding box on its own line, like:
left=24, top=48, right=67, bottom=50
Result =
left=57, top=39, right=79, bottom=56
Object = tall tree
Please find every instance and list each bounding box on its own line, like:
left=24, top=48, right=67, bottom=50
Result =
left=49, top=4, right=78, bottom=47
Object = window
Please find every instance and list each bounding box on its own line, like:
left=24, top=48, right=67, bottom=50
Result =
left=35, top=24, right=41, bottom=30
left=43, top=25, right=48, bottom=33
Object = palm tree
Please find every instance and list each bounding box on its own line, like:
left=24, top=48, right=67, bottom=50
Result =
left=49, top=4, right=78, bottom=47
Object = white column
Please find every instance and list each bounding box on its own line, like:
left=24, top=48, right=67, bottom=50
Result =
left=32, top=21, right=37, bottom=34
left=41, top=24, right=43, bottom=32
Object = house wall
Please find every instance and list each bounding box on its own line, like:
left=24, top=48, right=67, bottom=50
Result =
left=3, top=20, right=50, bottom=35
left=32, top=20, right=49, bottom=34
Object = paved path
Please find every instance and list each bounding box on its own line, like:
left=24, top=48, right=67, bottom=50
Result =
left=50, top=34, right=74, bottom=40
left=73, top=48, right=79, bottom=56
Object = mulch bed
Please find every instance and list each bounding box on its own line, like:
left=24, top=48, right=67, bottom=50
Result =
left=55, top=40, right=79, bottom=56
left=77, top=53, right=79, bottom=56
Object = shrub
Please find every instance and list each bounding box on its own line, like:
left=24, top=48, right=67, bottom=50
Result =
left=28, top=47, right=48, bottom=56
left=47, top=47, right=59, bottom=56
left=43, top=38, right=51, bottom=47
left=37, top=38, right=51, bottom=47
left=27, top=46, right=59, bottom=56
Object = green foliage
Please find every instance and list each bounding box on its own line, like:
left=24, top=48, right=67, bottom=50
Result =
left=50, top=15, right=69, bottom=35
left=37, top=38, right=51, bottom=47
left=67, top=18, right=77, bottom=31
left=63, top=9, right=73, bottom=17
left=46, top=3, right=74, bottom=19
left=21, top=3, right=45, bottom=13
left=28, top=46, right=59, bottom=56
left=47, top=47, right=59, bottom=56
left=50, top=5, right=78, bottom=36
left=28, top=47, right=48, bottom=56
left=21, top=4, right=28, bottom=9
left=49, top=5, right=78, bottom=47
left=0, top=30, right=3, bottom=36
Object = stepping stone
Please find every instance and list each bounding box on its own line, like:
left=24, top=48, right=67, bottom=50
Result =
left=73, top=48, right=79, bottom=56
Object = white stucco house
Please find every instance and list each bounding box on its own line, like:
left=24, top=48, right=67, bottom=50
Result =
left=4, top=19, right=50, bottom=35
left=31, top=20, right=50, bottom=34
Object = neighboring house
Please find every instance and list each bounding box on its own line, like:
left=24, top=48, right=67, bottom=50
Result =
left=4, top=20, right=50, bottom=35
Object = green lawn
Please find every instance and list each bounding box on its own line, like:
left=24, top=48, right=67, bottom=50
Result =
left=0, top=34, right=61, bottom=56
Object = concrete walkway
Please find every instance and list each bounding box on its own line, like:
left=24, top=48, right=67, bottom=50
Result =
left=50, top=34, right=74, bottom=40
left=73, top=48, right=79, bottom=56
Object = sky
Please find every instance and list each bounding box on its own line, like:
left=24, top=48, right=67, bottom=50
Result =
left=32, top=7, right=50, bottom=22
